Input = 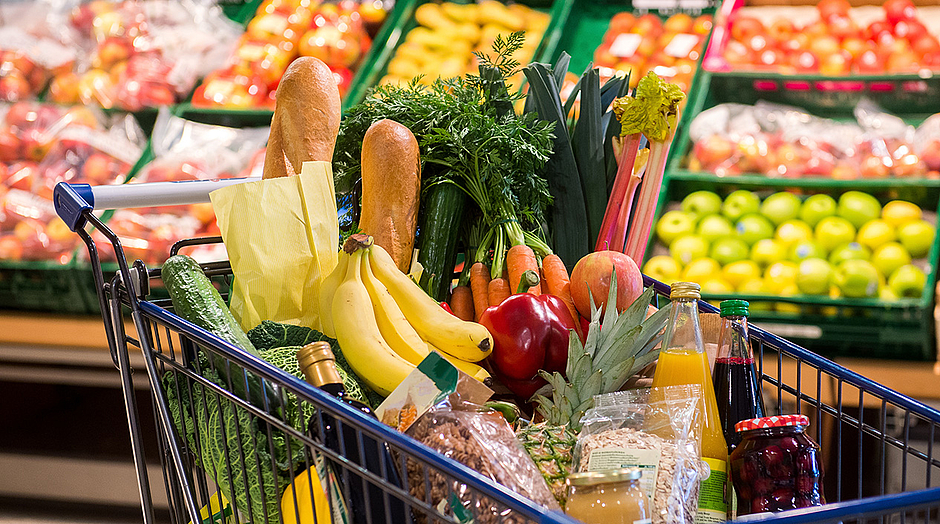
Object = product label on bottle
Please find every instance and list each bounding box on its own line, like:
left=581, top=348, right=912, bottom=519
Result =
left=695, top=458, right=728, bottom=524
left=586, top=447, right=661, bottom=502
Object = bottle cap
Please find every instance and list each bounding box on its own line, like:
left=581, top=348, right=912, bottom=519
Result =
left=297, top=341, right=342, bottom=387
left=670, top=281, right=701, bottom=300
left=720, top=299, right=749, bottom=318
left=735, top=414, right=809, bottom=433
left=566, top=468, right=643, bottom=486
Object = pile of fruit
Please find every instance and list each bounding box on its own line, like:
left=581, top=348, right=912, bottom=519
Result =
left=0, top=102, right=143, bottom=263
left=0, top=48, right=53, bottom=103
left=718, top=0, right=940, bottom=74
left=647, top=189, right=936, bottom=303
left=48, top=0, right=239, bottom=110
left=193, top=0, right=388, bottom=107
left=380, top=1, right=548, bottom=89
left=686, top=101, right=940, bottom=179
left=591, top=12, right=712, bottom=93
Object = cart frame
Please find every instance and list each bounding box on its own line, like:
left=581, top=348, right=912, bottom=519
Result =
left=54, top=179, right=940, bottom=524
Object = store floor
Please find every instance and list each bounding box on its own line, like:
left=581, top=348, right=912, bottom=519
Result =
left=0, top=498, right=169, bottom=524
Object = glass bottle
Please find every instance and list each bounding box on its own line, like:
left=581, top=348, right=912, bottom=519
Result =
left=297, top=342, right=406, bottom=523
left=713, top=299, right=766, bottom=453
left=565, top=468, right=650, bottom=524
left=651, top=282, right=729, bottom=523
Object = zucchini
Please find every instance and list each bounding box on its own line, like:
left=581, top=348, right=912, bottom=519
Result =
left=162, top=255, right=280, bottom=413
left=416, top=182, right=467, bottom=302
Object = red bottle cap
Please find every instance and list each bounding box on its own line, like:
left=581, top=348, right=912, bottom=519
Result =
left=735, top=414, right=810, bottom=433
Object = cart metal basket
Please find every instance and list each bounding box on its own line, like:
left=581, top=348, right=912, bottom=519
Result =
left=54, top=178, right=940, bottom=524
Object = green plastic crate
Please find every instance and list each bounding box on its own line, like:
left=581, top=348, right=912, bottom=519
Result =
left=548, top=0, right=717, bottom=78
left=344, top=0, right=573, bottom=108
left=0, top=259, right=93, bottom=314
left=647, top=175, right=940, bottom=361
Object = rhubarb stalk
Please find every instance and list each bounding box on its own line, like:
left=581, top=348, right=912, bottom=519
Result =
left=595, top=133, right=641, bottom=251
left=609, top=72, right=685, bottom=266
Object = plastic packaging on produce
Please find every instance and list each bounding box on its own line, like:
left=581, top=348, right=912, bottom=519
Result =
left=914, top=112, right=940, bottom=172
left=855, top=98, right=928, bottom=178
left=44, top=0, right=241, bottom=109
left=90, top=109, right=268, bottom=265
left=576, top=386, right=704, bottom=524
left=405, top=398, right=561, bottom=523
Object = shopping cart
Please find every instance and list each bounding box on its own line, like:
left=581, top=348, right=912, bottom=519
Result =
left=54, top=178, right=940, bottom=524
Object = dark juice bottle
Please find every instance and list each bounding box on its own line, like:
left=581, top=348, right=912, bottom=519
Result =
left=712, top=300, right=765, bottom=452
left=298, top=342, right=407, bottom=523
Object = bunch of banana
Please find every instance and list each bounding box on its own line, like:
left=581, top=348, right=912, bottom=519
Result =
left=318, top=234, right=493, bottom=396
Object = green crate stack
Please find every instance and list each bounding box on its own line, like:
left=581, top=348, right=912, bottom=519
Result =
left=655, top=70, right=940, bottom=360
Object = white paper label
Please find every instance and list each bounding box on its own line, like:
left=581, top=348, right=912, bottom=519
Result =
left=664, top=33, right=700, bottom=58
left=610, top=33, right=643, bottom=58
left=586, top=446, right=661, bottom=502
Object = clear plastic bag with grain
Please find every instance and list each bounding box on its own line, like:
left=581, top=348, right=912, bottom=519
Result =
left=575, top=385, right=705, bottom=524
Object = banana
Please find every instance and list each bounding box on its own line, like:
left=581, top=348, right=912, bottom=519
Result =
left=432, top=348, right=491, bottom=382
left=368, top=244, right=493, bottom=362
left=360, top=252, right=431, bottom=366
left=318, top=250, right=349, bottom=337
left=331, top=249, right=416, bottom=396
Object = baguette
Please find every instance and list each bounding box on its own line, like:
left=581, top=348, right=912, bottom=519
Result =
left=359, top=119, right=421, bottom=272
left=262, top=57, right=341, bottom=179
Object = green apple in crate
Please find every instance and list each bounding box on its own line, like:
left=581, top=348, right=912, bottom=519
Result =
left=643, top=255, right=682, bottom=284
left=711, top=237, right=750, bottom=266
left=829, top=242, right=870, bottom=266
left=760, top=192, right=802, bottom=226
left=800, top=194, right=838, bottom=228
left=682, top=258, right=722, bottom=283
left=722, top=190, right=761, bottom=221
left=882, top=200, right=922, bottom=227
left=722, top=260, right=761, bottom=289
left=788, top=241, right=826, bottom=263
left=776, top=219, right=814, bottom=247
left=815, top=216, right=856, bottom=252
left=656, top=210, right=697, bottom=246
left=888, top=265, right=927, bottom=298
left=871, top=242, right=911, bottom=278
left=857, top=219, right=896, bottom=251
left=833, top=259, right=880, bottom=298
left=681, top=190, right=723, bottom=219
left=751, top=239, right=788, bottom=268
left=736, top=214, right=775, bottom=245
left=897, top=220, right=936, bottom=258
left=697, top=215, right=734, bottom=243
left=796, top=258, right=833, bottom=295
left=670, top=235, right=710, bottom=265
left=837, top=191, right=882, bottom=229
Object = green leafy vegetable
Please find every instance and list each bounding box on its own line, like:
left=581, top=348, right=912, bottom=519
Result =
left=335, top=32, right=555, bottom=284
left=612, top=71, right=684, bottom=142
left=248, top=320, right=323, bottom=350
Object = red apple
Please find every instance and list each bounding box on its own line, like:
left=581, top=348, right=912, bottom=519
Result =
left=857, top=49, right=886, bottom=73
left=694, top=134, right=735, bottom=168
left=895, top=20, right=927, bottom=42
left=692, top=15, right=713, bottom=36
left=0, top=235, right=23, bottom=261
left=860, top=154, right=891, bottom=178
left=664, top=13, right=694, bottom=34
left=299, top=25, right=362, bottom=68
left=768, top=19, right=796, bottom=42
left=731, top=16, right=764, bottom=43
left=883, top=0, right=916, bottom=25
left=48, top=72, right=81, bottom=104
left=0, top=130, right=20, bottom=162
left=0, top=72, right=31, bottom=102
left=570, top=251, right=644, bottom=317
left=818, top=0, right=850, bottom=21
left=609, top=12, right=636, bottom=34
left=810, top=35, right=841, bottom=57
left=912, top=35, right=940, bottom=57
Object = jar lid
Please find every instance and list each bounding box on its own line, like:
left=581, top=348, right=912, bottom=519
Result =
left=735, top=414, right=809, bottom=433
left=720, top=299, right=749, bottom=318
left=670, top=282, right=701, bottom=300
left=566, top=468, right=643, bottom=486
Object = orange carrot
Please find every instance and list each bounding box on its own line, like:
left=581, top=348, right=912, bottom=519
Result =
left=507, top=244, right=541, bottom=295
left=488, top=278, right=511, bottom=307
left=469, top=262, right=491, bottom=321
left=450, top=285, right=474, bottom=321
left=542, top=254, right=579, bottom=326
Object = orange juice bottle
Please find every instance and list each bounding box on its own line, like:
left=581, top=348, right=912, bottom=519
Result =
left=652, top=282, right=729, bottom=523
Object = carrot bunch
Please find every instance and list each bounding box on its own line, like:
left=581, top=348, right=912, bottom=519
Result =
left=449, top=240, right=581, bottom=331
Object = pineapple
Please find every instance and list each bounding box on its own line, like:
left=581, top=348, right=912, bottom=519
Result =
left=516, top=273, right=668, bottom=506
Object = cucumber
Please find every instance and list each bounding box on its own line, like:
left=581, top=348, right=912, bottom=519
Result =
left=162, top=255, right=280, bottom=412
left=416, top=183, right=467, bottom=302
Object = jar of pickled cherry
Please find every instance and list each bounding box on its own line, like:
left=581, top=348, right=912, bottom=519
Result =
left=729, top=415, right=825, bottom=516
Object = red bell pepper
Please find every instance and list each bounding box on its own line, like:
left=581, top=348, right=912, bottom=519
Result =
left=479, top=270, right=577, bottom=400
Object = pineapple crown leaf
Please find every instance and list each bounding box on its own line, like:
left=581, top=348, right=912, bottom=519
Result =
left=593, top=286, right=656, bottom=369
left=570, top=352, right=592, bottom=387
left=565, top=329, right=585, bottom=375
left=582, top=369, right=605, bottom=400
left=603, top=356, right=636, bottom=392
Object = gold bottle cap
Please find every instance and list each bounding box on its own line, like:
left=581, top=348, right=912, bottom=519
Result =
left=566, top=468, right=643, bottom=486
left=670, top=281, right=701, bottom=300
left=297, top=341, right=343, bottom=387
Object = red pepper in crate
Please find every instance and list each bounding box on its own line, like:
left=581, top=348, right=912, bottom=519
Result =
left=480, top=270, right=576, bottom=399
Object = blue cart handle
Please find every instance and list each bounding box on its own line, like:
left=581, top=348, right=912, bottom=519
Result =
left=54, top=177, right=261, bottom=232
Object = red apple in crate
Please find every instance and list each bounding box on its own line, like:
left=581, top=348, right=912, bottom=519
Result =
left=860, top=154, right=891, bottom=178
left=692, top=15, right=713, bottom=36
left=93, top=37, right=132, bottom=68
left=883, top=0, right=916, bottom=25
left=189, top=202, right=216, bottom=225
left=817, top=0, right=850, bottom=21
left=299, top=25, right=363, bottom=68
left=768, top=19, right=796, bottom=42
left=48, top=72, right=82, bottom=104
left=570, top=251, right=643, bottom=316
left=0, top=130, right=21, bottom=163
left=921, top=140, right=940, bottom=171
left=0, top=234, right=23, bottom=261
left=331, top=66, right=354, bottom=96
left=664, top=13, right=694, bottom=34
left=81, top=152, right=117, bottom=184
left=0, top=72, right=31, bottom=102
left=247, top=12, right=293, bottom=41
left=609, top=12, right=636, bottom=34
left=731, top=16, right=764, bottom=43
left=694, top=134, right=735, bottom=169
left=78, top=69, right=115, bottom=107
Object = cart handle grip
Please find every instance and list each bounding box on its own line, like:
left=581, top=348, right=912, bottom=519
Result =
left=54, top=177, right=260, bottom=232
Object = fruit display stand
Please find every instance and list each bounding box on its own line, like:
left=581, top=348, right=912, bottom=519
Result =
left=648, top=175, right=940, bottom=360
left=700, top=0, right=940, bottom=115
left=344, top=0, right=572, bottom=107
left=0, top=259, right=95, bottom=315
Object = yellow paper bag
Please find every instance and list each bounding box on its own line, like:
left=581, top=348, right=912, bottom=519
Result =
left=210, top=161, right=339, bottom=332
